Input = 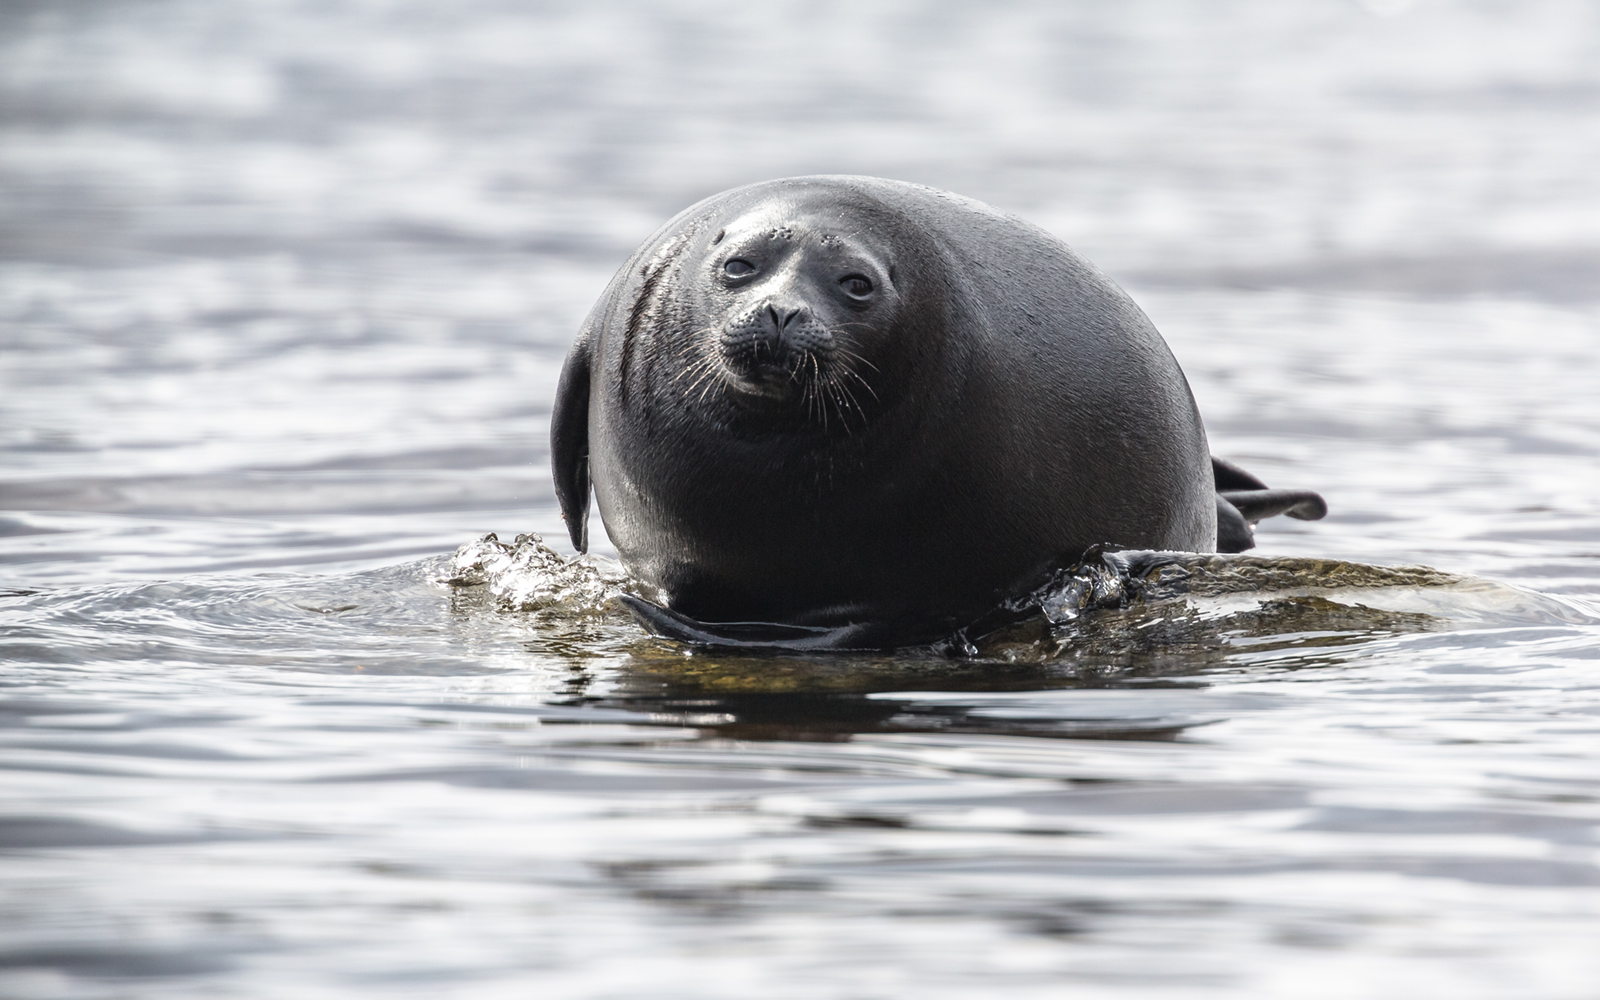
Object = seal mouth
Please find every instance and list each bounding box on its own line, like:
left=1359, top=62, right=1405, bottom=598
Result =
left=717, top=343, right=817, bottom=403
left=690, top=300, right=879, bottom=430
left=715, top=342, right=880, bottom=433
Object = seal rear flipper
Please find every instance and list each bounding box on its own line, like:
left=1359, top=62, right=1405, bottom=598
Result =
left=1211, top=455, right=1270, bottom=492
left=1216, top=495, right=1257, bottom=553
left=550, top=335, right=593, bottom=552
left=1220, top=488, right=1329, bottom=524
left=618, top=594, right=884, bottom=651
left=1211, top=455, right=1328, bottom=551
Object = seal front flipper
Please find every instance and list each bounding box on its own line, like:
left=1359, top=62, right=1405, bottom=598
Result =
left=618, top=594, right=884, bottom=651
left=551, top=333, right=593, bottom=552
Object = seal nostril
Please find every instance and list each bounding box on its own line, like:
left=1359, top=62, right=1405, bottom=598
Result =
left=763, top=302, right=805, bottom=334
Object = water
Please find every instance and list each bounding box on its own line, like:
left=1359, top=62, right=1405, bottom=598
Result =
left=3, top=0, right=1600, bottom=996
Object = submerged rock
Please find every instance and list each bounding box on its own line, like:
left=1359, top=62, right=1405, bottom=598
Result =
left=445, top=535, right=1595, bottom=656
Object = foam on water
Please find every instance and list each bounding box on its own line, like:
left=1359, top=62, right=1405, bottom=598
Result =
left=446, top=532, right=622, bottom=614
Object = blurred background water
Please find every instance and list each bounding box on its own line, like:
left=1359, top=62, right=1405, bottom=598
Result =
left=2, top=0, right=1599, bottom=997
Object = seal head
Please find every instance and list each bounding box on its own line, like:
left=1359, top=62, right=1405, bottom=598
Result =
left=685, top=205, right=905, bottom=431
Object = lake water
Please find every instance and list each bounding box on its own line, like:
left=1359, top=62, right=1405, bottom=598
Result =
left=3, top=1, right=1600, bottom=997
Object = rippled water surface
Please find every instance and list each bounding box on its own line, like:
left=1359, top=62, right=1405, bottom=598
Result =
left=4, top=1, right=1600, bottom=997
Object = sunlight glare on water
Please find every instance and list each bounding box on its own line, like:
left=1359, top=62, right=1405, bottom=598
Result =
left=3, top=1, right=1600, bottom=997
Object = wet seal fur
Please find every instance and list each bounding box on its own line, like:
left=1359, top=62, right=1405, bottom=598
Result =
left=551, top=176, right=1326, bottom=650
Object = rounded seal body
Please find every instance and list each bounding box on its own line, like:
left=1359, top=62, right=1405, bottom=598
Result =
left=552, top=176, right=1216, bottom=644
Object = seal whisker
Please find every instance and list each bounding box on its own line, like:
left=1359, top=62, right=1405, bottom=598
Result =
left=835, top=374, right=863, bottom=413
left=687, top=355, right=725, bottom=403
left=683, top=371, right=715, bottom=399
left=830, top=374, right=867, bottom=434
left=830, top=321, right=879, bottom=337
left=671, top=327, right=721, bottom=361
left=671, top=345, right=721, bottom=390
left=832, top=345, right=881, bottom=373
left=673, top=355, right=714, bottom=384
left=827, top=380, right=857, bottom=436
left=812, top=354, right=829, bottom=432
left=696, top=363, right=727, bottom=404
left=837, top=365, right=881, bottom=402
left=680, top=358, right=720, bottom=398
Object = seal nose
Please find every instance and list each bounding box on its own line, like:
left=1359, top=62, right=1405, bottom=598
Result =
left=758, top=300, right=806, bottom=363
left=765, top=301, right=803, bottom=332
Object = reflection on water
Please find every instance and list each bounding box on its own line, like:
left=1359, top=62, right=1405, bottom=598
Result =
left=4, top=0, right=1600, bottom=997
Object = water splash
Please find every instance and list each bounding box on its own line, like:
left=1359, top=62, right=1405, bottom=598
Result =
left=443, top=532, right=623, bottom=613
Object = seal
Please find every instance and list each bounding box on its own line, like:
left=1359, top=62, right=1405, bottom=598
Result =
left=551, top=176, right=1325, bottom=649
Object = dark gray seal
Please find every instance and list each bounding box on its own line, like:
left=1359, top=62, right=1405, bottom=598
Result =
left=551, top=176, right=1325, bottom=649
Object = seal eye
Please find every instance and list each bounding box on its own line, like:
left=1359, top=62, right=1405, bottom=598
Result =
left=840, top=274, right=873, bottom=298
left=723, top=258, right=756, bottom=278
